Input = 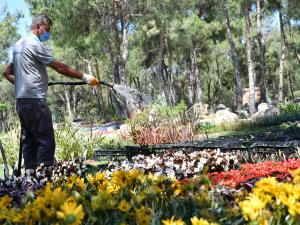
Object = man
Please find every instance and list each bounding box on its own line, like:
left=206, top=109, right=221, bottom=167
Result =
left=2, top=14, right=99, bottom=170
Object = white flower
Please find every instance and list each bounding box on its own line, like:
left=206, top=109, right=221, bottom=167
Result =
left=216, top=157, right=223, bottom=165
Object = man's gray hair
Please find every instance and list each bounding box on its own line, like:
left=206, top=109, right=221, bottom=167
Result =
left=30, top=14, right=52, bottom=30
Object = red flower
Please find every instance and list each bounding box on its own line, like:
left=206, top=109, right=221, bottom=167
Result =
left=208, top=159, right=300, bottom=188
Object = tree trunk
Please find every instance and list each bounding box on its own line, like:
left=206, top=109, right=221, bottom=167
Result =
left=188, top=49, right=202, bottom=106
left=256, top=0, right=268, bottom=104
left=84, top=59, right=103, bottom=119
left=63, top=87, right=74, bottom=122
left=72, top=90, right=77, bottom=116
left=156, top=30, right=167, bottom=102
left=287, top=19, right=300, bottom=65
left=166, top=39, right=177, bottom=105
left=149, top=69, right=156, bottom=100
left=110, top=53, right=125, bottom=116
left=119, top=24, right=129, bottom=85
left=222, top=0, right=243, bottom=110
left=194, top=49, right=202, bottom=104
left=278, top=10, right=287, bottom=102
left=188, top=53, right=194, bottom=106
left=113, top=16, right=122, bottom=84
left=287, top=71, right=295, bottom=101
left=206, top=63, right=211, bottom=109
left=93, top=58, right=107, bottom=121
left=244, top=3, right=256, bottom=116
left=215, top=55, right=222, bottom=103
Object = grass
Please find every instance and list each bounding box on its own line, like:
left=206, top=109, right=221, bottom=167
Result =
left=0, top=164, right=13, bottom=180
left=195, top=108, right=300, bottom=142
left=0, top=165, right=3, bottom=180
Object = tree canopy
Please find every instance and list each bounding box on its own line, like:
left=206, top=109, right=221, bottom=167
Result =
left=1, top=0, right=300, bottom=124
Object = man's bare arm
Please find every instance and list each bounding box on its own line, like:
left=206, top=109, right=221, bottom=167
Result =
left=48, top=60, right=83, bottom=79
left=2, top=64, right=15, bottom=84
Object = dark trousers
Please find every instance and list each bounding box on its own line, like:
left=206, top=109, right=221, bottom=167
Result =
left=16, top=98, right=55, bottom=170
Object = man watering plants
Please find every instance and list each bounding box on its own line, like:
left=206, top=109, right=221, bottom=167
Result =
left=2, top=14, right=99, bottom=171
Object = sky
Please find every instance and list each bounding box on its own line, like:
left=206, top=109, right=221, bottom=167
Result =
left=3, top=0, right=32, bottom=36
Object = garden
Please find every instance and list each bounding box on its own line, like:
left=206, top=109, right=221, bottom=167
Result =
left=1, top=0, right=300, bottom=224
left=0, top=102, right=300, bottom=225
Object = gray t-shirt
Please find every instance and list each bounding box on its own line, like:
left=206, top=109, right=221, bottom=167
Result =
left=10, top=33, right=54, bottom=98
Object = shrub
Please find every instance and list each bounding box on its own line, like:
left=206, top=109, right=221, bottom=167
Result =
left=127, top=100, right=192, bottom=145
left=0, top=124, right=20, bottom=166
left=278, top=102, right=300, bottom=115
left=55, top=120, right=104, bottom=160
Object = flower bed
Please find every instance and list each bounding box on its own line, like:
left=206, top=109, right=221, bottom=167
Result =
left=1, top=157, right=300, bottom=224
left=0, top=159, right=85, bottom=206
left=239, top=168, right=300, bottom=224
left=0, top=165, right=240, bottom=225
left=209, top=158, right=300, bottom=188
left=106, top=149, right=240, bottom=179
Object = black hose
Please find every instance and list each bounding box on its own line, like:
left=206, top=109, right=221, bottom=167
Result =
left=48, top=81, right=87, bottom=86
left=48, top=81, right=114, bottom=88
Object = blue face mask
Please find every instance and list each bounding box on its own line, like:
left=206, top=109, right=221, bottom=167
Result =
left=39, top=31, right=51, bottom=42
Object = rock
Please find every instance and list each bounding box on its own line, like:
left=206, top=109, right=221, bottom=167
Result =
left=257, top=103, right=269, bottom=112
left=192, top=103, right=209, bottom=118
left=107, top=127, right=115, bottom=132
left=212, top=110, right=239, bottom=125
left=148, top=109, right=157, bottom=124
left=214, top=104, right=226, bottom=112
left=251, top=106, right=280, bottom=120
left=118, top=124, right=131, bottom=135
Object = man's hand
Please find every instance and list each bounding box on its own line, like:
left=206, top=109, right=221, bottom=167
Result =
left=81, top=73, right=99, bottom=86
left=3, top=64, right=15, bottom=84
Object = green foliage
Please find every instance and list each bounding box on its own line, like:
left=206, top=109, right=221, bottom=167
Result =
left=0, top=102, right=8, bottom=111
left=128, top=100, right=187, bottom=128
left=55, top=120, right=104, bottom=161
left=98, top=137, right=134, bottom=150
left=153, top=100, right=187, bottom=122
left=294, top=90, right=300, bottom=98
left=0, top=5, right=21, bottom=62
left=0, top=124, right=20, bottom=166
left=195, top=122, right=216, bottom=139
left=278, top=102, right=300, bottom=115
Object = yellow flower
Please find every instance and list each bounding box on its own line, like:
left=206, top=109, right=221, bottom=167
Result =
left=88, top=171, right=108, bottom=189
left=0, top=195, right=12, bottom=209
left=111, top=170, right=129, bottom=188
left=118, top=199, right=131, bottom=212
left=95, top=171, right=107, bottom=181
left=290, top=168, right=300, bottom=183
left=7, top=208, right=24, bottom=223
left=75, top=177, right=86, bottom=190
left=106, top=182, right=120, bottom=194
left=87, top=174, right=95, bottom=183
left=50, top=187, right=68, bottom=208
left=172, top=181, right=182, bottom=196
left=162, top=216, right=185, bottom=225
left=190, top=216, right=219, bottom=225
left=20, top=202, right=39, bottom=225
left=135, top=206, right=151, bottom=225
left=128, top=169, right=144, bottom=183
left=147, top=173, right=159, bottom=182
left=66, top=174, right=79, bottom=188
left=91, top=191, right=115, bottom=211
left=35, top=195, right=52, bottom=219
left=56, top=201, right=85, bottom=225
left=0, top=208, right=10, bottom=222
left=240, top=194, right=267, bottom=221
